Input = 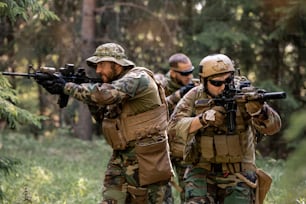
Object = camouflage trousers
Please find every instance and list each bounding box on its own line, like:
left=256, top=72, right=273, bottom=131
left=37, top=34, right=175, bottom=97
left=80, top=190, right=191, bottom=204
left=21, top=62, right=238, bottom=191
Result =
left=164, top=158, right=188, bottom=204
left=184, top=166, right=256, bottom=204
left=101, top=147, right=168, bottom=204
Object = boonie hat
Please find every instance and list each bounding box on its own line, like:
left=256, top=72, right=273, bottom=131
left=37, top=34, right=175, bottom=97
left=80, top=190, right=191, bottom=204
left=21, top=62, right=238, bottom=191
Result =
left=86, top=43, right=135, bottom=68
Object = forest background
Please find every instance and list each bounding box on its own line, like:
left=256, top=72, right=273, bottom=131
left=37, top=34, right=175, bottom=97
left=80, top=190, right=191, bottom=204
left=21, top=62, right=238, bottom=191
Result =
left=0, top=0, right=305, bottom=203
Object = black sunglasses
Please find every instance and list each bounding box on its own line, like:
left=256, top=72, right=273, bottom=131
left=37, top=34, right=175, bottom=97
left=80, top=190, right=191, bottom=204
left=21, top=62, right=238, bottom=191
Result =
left=173, top=66, right=194, bottom=76
left=209, top=77, right=233, bottom=87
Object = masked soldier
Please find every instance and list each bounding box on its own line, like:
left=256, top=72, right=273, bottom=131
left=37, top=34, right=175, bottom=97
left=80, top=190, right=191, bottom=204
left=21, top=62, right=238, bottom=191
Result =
left=167, top=54, right=282, bottom=204
left=37, top=43, right=173, bottom=204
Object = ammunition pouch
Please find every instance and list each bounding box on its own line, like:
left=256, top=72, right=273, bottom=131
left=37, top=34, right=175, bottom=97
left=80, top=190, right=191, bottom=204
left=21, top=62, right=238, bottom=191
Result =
left=183, top=135, right=200, bottom=164
left=102, top=118, right=127, bottom=150
left=199, top=134, right=243, bottom=163
left=127, top=185, right=148, bottom=204
left=169, top=136, right=185, bottom=159
left=102, top=105, right=168, bottom=150
left=135, top=135, right=173, bottom=186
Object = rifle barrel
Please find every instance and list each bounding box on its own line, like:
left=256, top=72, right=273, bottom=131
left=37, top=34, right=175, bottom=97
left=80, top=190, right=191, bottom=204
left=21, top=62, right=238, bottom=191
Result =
left=262, top=91, right=286, bottom=100
left=1, top=72, right=35, bottom=77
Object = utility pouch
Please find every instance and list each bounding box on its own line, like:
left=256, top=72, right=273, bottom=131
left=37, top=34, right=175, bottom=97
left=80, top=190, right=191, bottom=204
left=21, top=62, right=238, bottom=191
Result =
left=255, top=168, right=272, bottom=204
left=120, top=104, right=168, bottom=142
left=214, top=135, right=229, bottom=163
left=184, top=135, right=200, bottom=164
left=102, top=118, right=127, bottom=150
left=214, top=135, right=243, bottom=163
left=227, top=135, right=243, bottom=162
left=127, top=185, right=148, bottom=204
left=135, top=136, right=173, bottom=186
left=200, top=136, right=214, bottom=162
left=169, top=137, right=184, bottom=158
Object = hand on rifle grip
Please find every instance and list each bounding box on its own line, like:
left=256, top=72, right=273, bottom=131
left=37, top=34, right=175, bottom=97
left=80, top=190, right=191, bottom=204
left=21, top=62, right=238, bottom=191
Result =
left=202, top=106, right=226, bottom=127
left=245, top=101, right=263, bottom=116
left=36, top=73, right=66, bottom=95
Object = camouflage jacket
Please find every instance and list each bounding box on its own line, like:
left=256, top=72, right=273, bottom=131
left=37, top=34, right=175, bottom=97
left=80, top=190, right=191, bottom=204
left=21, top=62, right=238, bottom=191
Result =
left=167, top=84, right=282, bottom=165
left=64, top=67, right=163, bottom=119
left=155, top=72, right=184, bottom=114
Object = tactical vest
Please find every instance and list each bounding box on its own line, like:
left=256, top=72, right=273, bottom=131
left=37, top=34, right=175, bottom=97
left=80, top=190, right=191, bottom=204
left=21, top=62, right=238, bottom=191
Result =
left=102, top=67, right=169, bottom=150
left=194, top=87, right=256, bottom=165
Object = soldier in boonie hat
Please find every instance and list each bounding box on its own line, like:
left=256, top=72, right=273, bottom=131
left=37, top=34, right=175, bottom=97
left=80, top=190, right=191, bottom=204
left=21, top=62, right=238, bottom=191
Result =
left=86, top=43, right=135, bottom=68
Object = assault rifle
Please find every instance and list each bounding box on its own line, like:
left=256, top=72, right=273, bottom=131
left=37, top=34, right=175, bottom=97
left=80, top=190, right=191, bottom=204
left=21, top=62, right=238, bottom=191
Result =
left=195, top=77, right=286, bottom=134
left=2, top=64, right=102, bottom=108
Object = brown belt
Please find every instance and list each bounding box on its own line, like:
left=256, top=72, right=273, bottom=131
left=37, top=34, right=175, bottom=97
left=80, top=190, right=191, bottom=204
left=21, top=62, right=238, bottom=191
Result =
left=198, top=162, right=256, bottom=173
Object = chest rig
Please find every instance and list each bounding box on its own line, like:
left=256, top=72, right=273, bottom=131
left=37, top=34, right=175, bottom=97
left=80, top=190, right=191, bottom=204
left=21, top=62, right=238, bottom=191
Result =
left=194, top=87, right=251, bottom=164
left=102, top=67, right=168, bottom=150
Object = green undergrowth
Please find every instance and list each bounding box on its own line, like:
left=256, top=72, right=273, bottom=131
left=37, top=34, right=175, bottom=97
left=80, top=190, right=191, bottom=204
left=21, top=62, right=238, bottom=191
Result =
left=0, top=132, right=111, bottom=204
left=1, top=131, right=305, bottom=203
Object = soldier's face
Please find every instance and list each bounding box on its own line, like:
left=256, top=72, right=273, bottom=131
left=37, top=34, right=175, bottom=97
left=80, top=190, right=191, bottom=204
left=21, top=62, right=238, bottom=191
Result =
left=207, top=73, right=232, bottom=97
left=171, top=62, right=194, bottom=86
left=96, top=61, right=119, bottom=82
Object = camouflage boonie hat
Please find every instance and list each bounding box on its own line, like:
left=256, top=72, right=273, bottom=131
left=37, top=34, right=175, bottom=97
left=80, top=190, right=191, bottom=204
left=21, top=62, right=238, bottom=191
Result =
left=86, top=43, right=135, bottom=68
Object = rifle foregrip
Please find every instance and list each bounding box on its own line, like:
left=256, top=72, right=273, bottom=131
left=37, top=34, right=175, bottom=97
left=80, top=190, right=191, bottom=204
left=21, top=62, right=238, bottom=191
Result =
left=58, top=94, right=69, bottom=108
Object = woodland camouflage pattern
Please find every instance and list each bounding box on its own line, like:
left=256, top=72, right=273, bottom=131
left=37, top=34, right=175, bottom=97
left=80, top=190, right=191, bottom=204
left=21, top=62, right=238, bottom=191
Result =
left=64, top=68, right=150, bottom=107
left=167, top=83, right=281, bottom=204
left=64, top=67, right=169, bottom=203
left=155, top=71, right=189, bottom=203
left=155, top=72, right=185, bottom=115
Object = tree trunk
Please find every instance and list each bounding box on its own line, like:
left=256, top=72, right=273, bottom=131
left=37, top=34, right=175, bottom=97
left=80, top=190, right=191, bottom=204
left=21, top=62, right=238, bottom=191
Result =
left=73, top=0, right=96, bottom=140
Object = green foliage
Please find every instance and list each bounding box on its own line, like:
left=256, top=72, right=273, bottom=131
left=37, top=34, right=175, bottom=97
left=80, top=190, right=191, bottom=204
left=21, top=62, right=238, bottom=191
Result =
left=0, top=132, right=112, bottom=203
left=0, top=156, right=21, bottom=201
left=0, top=74, right=44, bottom=129
left=0, top=156, right=20, bottom=175
left=2, top=132, right=306, bottom=203
left=284, top=110, right=306, bottom=141
left=261, top=142, right=306, bottom=204
left=0, top=0, right=59, bottom=23
left=256, top=156, right=306, bottom=204
left=277, top=140, right=306, bottom=203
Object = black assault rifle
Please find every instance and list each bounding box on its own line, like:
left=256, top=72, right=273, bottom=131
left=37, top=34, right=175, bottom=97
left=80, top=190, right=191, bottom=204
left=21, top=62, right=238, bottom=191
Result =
left=195, top=78, right=286, bottom=135
left=2, top=64, right=102, bottom=108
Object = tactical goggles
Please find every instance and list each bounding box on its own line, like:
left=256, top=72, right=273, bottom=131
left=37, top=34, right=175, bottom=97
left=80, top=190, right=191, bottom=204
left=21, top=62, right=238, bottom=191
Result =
left=173, top=66, right=194, bottom=76
left=209, top=76, right=233, bottom=87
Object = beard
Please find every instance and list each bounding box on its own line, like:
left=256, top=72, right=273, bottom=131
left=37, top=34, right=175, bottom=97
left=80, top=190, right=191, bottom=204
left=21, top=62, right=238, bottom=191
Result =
left=103, top=63, right=119, bottom=82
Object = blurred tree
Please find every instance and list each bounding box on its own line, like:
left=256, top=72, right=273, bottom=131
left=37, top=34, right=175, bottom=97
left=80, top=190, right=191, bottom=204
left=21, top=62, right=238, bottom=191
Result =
left=0, top=0, right=57, bottom=201
left=71, top=0, right=97, bottom=140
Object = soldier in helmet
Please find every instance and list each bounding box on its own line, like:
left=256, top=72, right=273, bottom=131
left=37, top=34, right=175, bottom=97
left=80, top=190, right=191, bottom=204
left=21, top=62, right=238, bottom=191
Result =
left=37, top=42, right=173, bottom=203
left=167, top=54, right=282, bottom=204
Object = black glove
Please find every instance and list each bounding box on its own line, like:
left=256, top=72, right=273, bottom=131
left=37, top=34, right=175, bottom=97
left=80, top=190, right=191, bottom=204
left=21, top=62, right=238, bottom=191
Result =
left=179, top=83, right=195, bottom=97
left=36, top=74, right=66, bottom=95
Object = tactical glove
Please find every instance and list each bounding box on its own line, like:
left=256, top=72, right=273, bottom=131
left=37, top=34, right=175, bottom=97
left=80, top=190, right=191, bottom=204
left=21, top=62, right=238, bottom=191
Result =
left=201, top=106, right=226, bottom=127
left=179, top=83, right=195, bottom=97
left=36, top=74, right=66, bottom=95
left=245, top=101, right=263, bottom=116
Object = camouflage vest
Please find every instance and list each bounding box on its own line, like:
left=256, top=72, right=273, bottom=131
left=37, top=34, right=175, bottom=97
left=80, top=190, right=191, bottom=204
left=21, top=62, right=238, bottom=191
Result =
left=102, top=67, right=169, bottom=150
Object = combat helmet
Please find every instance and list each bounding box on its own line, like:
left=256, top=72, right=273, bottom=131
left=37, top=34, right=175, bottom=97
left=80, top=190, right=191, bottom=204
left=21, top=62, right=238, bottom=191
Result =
left=86, top=43, right=135, bottom=68
left=198, top=54, right=235, bottom=78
